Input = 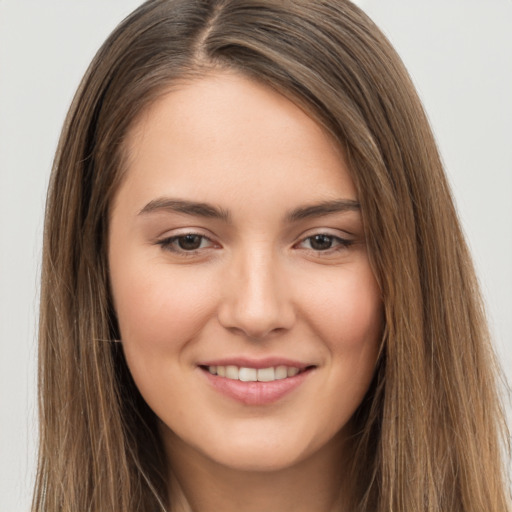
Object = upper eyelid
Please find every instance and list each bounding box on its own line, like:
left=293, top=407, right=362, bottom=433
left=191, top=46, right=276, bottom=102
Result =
left=295, top=226, right=355, bottom=241
left=300, top=233, right=350, bottom=242
left=155, top=227, right=215, bottom=241
left=295, top=234, right=353, bottom=248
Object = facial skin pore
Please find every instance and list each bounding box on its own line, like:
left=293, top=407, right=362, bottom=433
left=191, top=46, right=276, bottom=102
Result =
left=109, top=72, right=383, bottom=512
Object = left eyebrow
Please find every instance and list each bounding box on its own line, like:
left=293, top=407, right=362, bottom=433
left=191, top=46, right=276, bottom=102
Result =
left=286, top=199, right=360, bottom=222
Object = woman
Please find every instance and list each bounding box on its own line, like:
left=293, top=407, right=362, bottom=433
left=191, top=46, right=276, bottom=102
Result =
left=33, top=1, right=510, bottom=511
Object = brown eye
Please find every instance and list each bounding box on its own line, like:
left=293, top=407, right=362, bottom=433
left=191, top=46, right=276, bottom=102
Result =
left=177, top=234, right=203, bottom=250
left=157, top=233, right=214, bottom=254
left=308, top=234, right=335, bottom=251
left=296, top=233, right=353, bottom=253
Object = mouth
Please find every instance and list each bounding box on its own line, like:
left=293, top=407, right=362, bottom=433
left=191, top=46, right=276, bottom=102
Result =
left=198, top=361, right=316, bottom=405
left=200, top=364, right=310, bottom=382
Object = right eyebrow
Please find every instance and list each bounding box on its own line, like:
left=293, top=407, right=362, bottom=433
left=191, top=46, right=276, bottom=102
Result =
left=138, top=198, right=231, bottom=222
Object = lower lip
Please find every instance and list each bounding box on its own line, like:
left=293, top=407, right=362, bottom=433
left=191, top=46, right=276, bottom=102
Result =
left=201, top=368, right=313, bottom=405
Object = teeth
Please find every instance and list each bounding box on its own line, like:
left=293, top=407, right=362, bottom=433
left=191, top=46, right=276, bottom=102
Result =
left=287, top=367, right=299, bottom=377
left=275, top=365, right=288, bottom=379
left=257, top=367, right=275, bottom=382
left=239, top=367, right=257, bottom=382
left=226, top=365, right=239, bottom=379
left=206, top=365, right=304, bottom=382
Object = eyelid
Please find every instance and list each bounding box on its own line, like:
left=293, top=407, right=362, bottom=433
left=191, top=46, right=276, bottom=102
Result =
left=156, top=229, right=220, bottom=255
left=154, top=227, right=355, bottom=256
left=297, top=235, right=352, bottom=248
left=154, top=225, right=214, bottom=239
left=294, top=226, right=354, bottom=242
left=293, top=229, right=355, bottom=254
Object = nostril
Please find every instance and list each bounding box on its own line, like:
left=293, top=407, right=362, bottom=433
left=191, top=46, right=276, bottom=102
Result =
left=217, top=304, right=296, bottom=340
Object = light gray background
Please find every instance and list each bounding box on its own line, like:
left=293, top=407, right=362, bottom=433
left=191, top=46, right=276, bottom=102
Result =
left=1, top=1, right=510, bottom=510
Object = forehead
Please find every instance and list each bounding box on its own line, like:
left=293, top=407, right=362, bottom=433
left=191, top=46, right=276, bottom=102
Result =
left=118, top=71, right=356, bottom=215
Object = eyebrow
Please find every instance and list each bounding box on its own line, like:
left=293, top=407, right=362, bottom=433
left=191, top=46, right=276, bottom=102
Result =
left=138, top=197, right=360, bottom=222
left=138, top=198, right=231, bottom=221
left=286, top=199, right=360, bottom=222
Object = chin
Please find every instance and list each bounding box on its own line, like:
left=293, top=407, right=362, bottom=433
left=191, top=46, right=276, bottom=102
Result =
left=192, top=422, right=344, bottom=474
left=202, top=442, right=311, bottom=473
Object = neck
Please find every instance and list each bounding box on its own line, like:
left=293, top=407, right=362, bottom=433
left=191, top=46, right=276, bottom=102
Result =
left=163, top=430, right=350, bottom=512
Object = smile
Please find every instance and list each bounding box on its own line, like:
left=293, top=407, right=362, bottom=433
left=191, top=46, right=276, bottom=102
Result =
left=199, top=362, right=315, bottom=405
left=206, top=365, right=302, bottom=382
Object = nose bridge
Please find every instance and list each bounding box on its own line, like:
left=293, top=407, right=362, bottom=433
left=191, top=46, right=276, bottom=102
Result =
left=218, top=244, right=294, bottom=338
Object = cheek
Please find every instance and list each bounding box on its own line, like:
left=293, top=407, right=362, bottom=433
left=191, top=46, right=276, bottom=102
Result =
left=111, top=259, right=217, bottom=352
left=111, top=263, right=218, bottom=412
left=301, top=264, right=383, bottom=354
left=305, top=267, right=382, bottom=428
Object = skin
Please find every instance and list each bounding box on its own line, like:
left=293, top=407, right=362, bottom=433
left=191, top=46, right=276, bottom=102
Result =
left=109, top=71, right=383, bottom=512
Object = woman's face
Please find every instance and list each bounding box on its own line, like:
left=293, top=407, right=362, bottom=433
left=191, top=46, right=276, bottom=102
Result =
left=109, top=72, right=382, bottom=472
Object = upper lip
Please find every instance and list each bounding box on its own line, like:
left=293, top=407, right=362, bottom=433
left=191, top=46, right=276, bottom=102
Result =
left=198, top=357, right=315, bottom=370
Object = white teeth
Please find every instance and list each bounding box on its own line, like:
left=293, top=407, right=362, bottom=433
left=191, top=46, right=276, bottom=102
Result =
left=225, top=365, right=239, bottom=379
left=275, top=365, right=288, bottom=380
left=257, top=367, right=275, bottom=382
left=206, top=365, right=304, bottom=382
left=239, top=367, right=257, bottom=382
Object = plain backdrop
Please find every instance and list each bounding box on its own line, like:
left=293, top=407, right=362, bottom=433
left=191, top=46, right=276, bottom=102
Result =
left=0, top=1, right=511, bottom=510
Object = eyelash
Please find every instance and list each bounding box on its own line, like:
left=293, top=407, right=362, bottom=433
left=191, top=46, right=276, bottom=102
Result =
left=156, top=232, right=353, bottom=256
left=157, top=233, right=215, bottom=255
left=296, top=234, right=353, bottom=253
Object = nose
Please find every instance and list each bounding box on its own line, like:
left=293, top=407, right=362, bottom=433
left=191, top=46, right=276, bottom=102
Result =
left=217, top=250, right=296, bottom=339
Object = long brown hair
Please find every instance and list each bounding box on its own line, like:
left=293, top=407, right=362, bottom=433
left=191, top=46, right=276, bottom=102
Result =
left=34, top=1, right=510, bottom=510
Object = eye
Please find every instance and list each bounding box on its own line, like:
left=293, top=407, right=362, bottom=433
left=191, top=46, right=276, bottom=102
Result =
left=298, top=234, right=353, bottom=252
left=157, top=233, right=215, bottom=253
